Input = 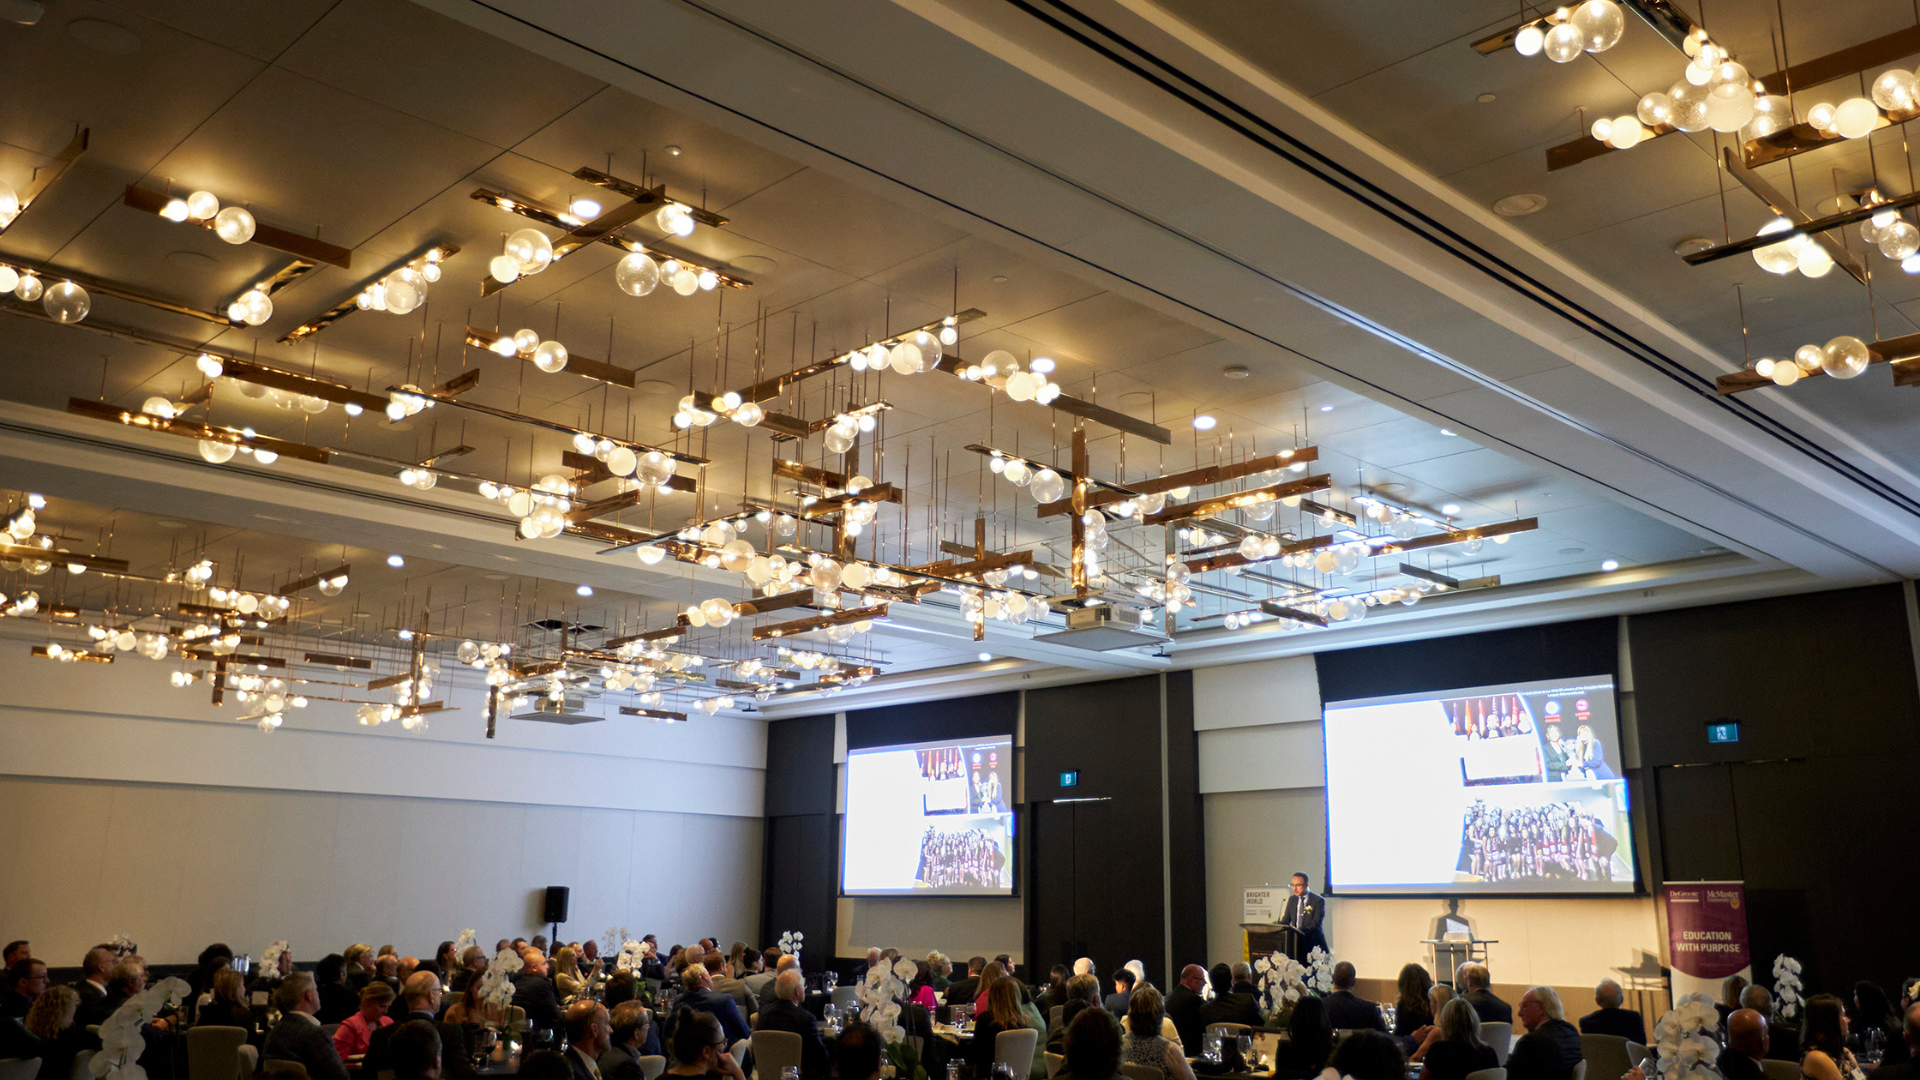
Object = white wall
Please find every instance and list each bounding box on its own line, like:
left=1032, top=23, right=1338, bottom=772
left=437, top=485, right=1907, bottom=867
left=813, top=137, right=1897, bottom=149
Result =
left=0, top=629, right=767, bottom=965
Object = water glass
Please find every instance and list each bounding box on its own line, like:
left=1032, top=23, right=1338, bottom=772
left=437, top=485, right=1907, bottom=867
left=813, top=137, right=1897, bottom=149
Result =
left=948, top=1063, right=962, bottom=1080
left=783, top=1068, right=801, bottom=1080
left=1237, top=1035, right=1254, bottom=1065
left=1204, top=1033, right=1223, bottom=1065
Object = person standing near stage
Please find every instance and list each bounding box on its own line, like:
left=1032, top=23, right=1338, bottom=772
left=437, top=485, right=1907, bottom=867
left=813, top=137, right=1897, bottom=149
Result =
left=1278, top=873, right=1327, bottom=960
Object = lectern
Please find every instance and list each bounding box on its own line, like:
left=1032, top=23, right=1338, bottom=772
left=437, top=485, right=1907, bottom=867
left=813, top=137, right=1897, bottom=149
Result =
left=1242, top=924, right=1302, bottom=962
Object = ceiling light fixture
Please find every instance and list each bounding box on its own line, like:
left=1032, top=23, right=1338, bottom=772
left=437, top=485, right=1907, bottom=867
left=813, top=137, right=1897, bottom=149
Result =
left=1601, top=559, right=1620, bottom=571
left=387, top=554, right=405, bottom=568
left=124, top=185, right=351, bottom=268
left=576, top=585, right=594, bottom=597
left=1192, top=414, right=1217, bottom=431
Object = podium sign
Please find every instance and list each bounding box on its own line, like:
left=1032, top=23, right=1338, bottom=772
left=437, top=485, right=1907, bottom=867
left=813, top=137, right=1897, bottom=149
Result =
left=1243, top=886, right=1281, bottom=923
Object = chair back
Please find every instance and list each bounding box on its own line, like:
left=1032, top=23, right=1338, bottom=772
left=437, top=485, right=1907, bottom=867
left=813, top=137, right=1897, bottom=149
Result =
left=0, top=1060, right=43, bottom=1080
left=68, top=1051, right=98, bottom=1080
left=320, top=1023, right=342, bottom=1042
left=1625, top=1042, right=1650, bottom=1072
left=263, top=1060, right=310, bottom=1080
left=187, top=1025, right=250, bottom=1080
left=1759, top=1060, right=1799, bottom=1080
left=750, top=1030, right=803, bottom=1080
left=1481, top=1022, right=1513, bottom=1065
left=637, top=1056, right=667, bottom=1080
left=1572, top=1062, right=1587, bottom=1080
left=728, top=1039, right=749, bottom=1069
left=1205, top=1022, right=1252, bottom=1038
left=995, top=1029, right=1039, bottom=1076
left=1044, top=1052, right=1065, bottom=1079
left=1463, top=1069, right=1506, bottom=1080
left=1120, top=1065, right=1163, bottom=1080
left=1580, top=1033, right=1632, bottom=1080
left=506, top=1006, right=528, bottom=1035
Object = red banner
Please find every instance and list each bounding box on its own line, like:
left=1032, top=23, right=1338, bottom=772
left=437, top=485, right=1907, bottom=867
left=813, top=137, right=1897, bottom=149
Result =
left=1663, top=881, right=1751, bottom=990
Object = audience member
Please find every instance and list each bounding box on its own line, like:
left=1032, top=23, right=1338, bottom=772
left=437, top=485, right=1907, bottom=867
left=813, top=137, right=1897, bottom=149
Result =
left=975, top=961, right=1009, bottom=1011
left=1058, top=1006, right=1123, bottom=1080
left=672, top=957, right=749, bottom=1046
left=1740, top=986, right=1799, bottom=1062
left=197, top=969, right=257, bottom=1038
left=75, top=948, right=114, bottom=1026
left=926, top=953, right=953, bottom=994
left=1121, top=986, right=1195, bottom=1080
left=25, top=984, right=92, bottom=1080
left=1578, top=979, right=1647, bottom=1043
left=1325, top=962, right=1386, bottom=1032
left=1459, top=964, right=1512, bottom=1025
left=1330, top=1030, right=1408, bottom=1080
left=946, top=957, right=985, bottom=1005
left=756, top=955, right=798, bottom=1015
left=521, top=1050, right=575, bottom=1080
left=450, top=947, right=487, bottom=994
left=1411, top=998, right=1498, bottom=1080
left=1229, top=963, right=1257, bottom=998
left=266, top=973, right=351, bottom=1080
left=530, top=937, right=549, bottom=958
left=562, top=1001, right=611, bottom=1080
left=367, top=972, right=473, bottom=1080
left=252, top=947, right=295, bottom=996
left=555, top=948, right=586, bottom=1001
left=741, top=951, right=774, bottom=1006
left=906, top=961, right=938, bottom=1010
left=1801, top=994, right=1864, bottom=1080
left=663, top=1007, right=746, bottom=1080
left=386, top=1019, right=443, bottom=1080
left=5, top=958, right=49, bottom=1019
left=1715, top=1008, right=1770, bottom=1080
left=187, top=944, right=234, bottom=1013
left=1198, top=963, right=1261, bottom=1029
left=968, top=974, right=1030, bottom=1080
left=514, top=948, right=565, bottom=1031
left=1718, top=976, right=1749, bottom=1029
left=708, top=952, right=752, bottom=1016
left=834, top=1022, right=882, bottom=1080
left=315, top=954, right=357, bottom=1024
left=1855, top=983, right=1910, bottom=1066
left=1165, top=965, right=1206, bottom=1050
left=1274, top=997, right=1335, bottom=1080
left=334, top=982, right=396, bottom=1060
left=1103, top=968, right=1136, bottom=1018
left=600, top=1000, right=659, bottom=1080
left=3, top=943, right=28, bottom=967
left=1866, top=1003, right=1920, bottom=1080
left=344, top=945, right=375, bottom=990
left=1049, top=975, right=1102, bottom=1055
left=1396, top=964, right=1435, bottom=1041
left=1507, top=987, right=1580, bottom=1080
left=1036, top=965, right=1069, bottom=1015
left=101, top=959, right=165, bottom=1029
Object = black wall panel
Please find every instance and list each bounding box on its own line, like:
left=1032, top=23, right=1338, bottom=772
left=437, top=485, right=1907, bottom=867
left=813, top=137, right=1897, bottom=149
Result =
left=761, top=713, right=837, bottom=968
left=845, top=691, right=1019, bottom=750
left=1314, top=617, right=1618, bottom=705
left=1164, top=670, right=1207, bottom=969
left=765, top=713, right=837, bottom=817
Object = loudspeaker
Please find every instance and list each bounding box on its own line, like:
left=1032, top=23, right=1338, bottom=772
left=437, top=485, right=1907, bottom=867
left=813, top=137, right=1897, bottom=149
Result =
left=542, top=886, right=570, bottom=924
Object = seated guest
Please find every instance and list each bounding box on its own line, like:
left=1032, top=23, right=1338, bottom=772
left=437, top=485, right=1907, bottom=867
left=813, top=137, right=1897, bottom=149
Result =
left=663, top=1007, right=747, bottom=1080
left=1103, top=969, right=1136, bottom=1018
left=1507, top=987, right=1581, bottom=1080
left=386, top=1019, right=444, bottom=1080
left=514, top=949, right=565, bottom=1032
left=521, top=1050, right=575, bottom=1080
left=1330, top=1030, right=1407, bottom=1080
left=1717, top=977, right=1748, bottom=1030
left=314, top=955, right=357, bottom=1024
left=1396, top=964, right=1435, bottom=1042
left=835, top=1022, right=882, bottom=1080
left=443, top=974, right=488, bottom=1028
left=1, top=1008, right=44, bottom=1062
left=754, top=971, right=828, bottom=1080
left=1228, top=964, right=1257, bottom=998
left=1036, top=966, right=1069, bottom=1015
left=253, top=948, right=295, bottom=997
left=1430, top=985, right=1455, bottom=1021
left=975, top=962, right=1011, bottom=1012
left=367, top=972, right=474, bottom=1080
left=1715, top=1008, right=1770, bottom=1080
left=435, top=942, right=458, bottom=979
left=1735, top=987, right=1797, bottom=1062
left=555, top=948, right=586, bottom=1001
left=563, top=1001, right=611, bottom=1080
left=1867, top=1003, right=1920, bottom=1080
left=926, top=953, right=953, bottom=995
left=186, top=945, right=233, bottom=1020
left=1048, top=975, right=1102, bottom=1054
left=946, top=958, right=985, bottom=1005
left=333, top=982, right=396, bottom=1060
left=1410, top=998, right=1499, bottom=1080
left=1460, top=964, right=1512, bottom=1025
left=5, top=958, right=49, bottom=1019
left=1579, top=979, right=1647, bottom=1043
left=1325, top=962, right=1386, bottom=1032
left=1121, top=987, right=1196, bottom=1080
left=344, top=945, right=375, bottom=990
left=376, top=956, right=403, bottom=996
left=449, top=948, right=487, bottom=994
left=756, top=956, right=798, bottom=1015
left=970, top=976, right=1032, bottom=1079
left=1197, top=964, right=1261, bottom=1030
left=1273, top=997, right=1335, bottom=1080
left=265, top=973, right=350, bottom=1080
left=75, top=948, right=114, bottom=1027
left=27, top=985, right=94, bottom=1080
left=1057, top=1007, right=1123, bottom=1080
left=672, top=958, right=749, bottom=1047
left=197, top=970, right=258, bottom=1041
left=1800, top=994, right=1865, bottom=1080
left=707, top=953, right=752, bottom=1016
left=1164, top=966, right=1206, bottom=1050
left=101, top=960, right=166, bottom=1028
left=742, top=952, right=775, bottom=1006
left=601, top=1001, right=660, bottom=1080
left=907, top=962, right=938, bottom=1010
left=3, top=943, right=27, bottom=968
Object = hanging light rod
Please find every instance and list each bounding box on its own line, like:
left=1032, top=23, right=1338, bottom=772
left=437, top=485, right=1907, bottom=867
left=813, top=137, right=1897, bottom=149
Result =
left=1256, top=602, right=1330, bottom=627
left=1681, top=190, right=1920, bottom=266
left=283, top=242, right=459, bottom=342
left=752, top=603, right=890, bottom=641
left=1400, top=564, right=1502, bottom=591
left=1143, top=474, right=1333, bottom=526
left=122, top=185, right=352, bottom=268
left=618, top=705, right=688, bottom=722
left=0, top=541, right=127, bottom=574
left=560, top=449, right=698, bottom=494
left=1034, top=447, right=1318, bottom=518
left=467, top=186, right=748, bottom=296
left=1474, top=0, right=1699, bottom=56
left=728, top=311, right=987, bottom=405
left=388, top=382, right=709, bottom=466
left=0, top=261, right=229, bottom=325
left=0, top=127, right=87, bottom=238
left=1715, top=330, right=1920, bottom=394
left=211, top=355, right=390, bottom=413
left=67, top=397, right=331, bottom=464
left=962, top=444, right=1135, bottom=494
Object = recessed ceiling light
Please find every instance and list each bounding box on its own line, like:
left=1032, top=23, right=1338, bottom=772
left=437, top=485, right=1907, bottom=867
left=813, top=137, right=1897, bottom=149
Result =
left=1600, top=559, right=1620, bottom=571
left=990, top=274, right=1009, bottom=284
left=1476, top=93, right=1497, bottom=104
left=1493, top=193, right=1548, bottom=217
left=156, top=519, right=188, bottom=529
left=1557, top=547, right=1587, bottom=555
left=633, top=379, right=676, bottom=396
left=1441, top=503, right=1460, bottom=515
left=1192, top=414, right=1217, bottom=431
left=1439, top=428, right=1458, bottom=437
left=1318, top=404, right=1334, bottom=413
left=665, top=145, right=682, bottom=156
left=569, top=196, right=602, bottom=219
left=1223, top=364, right=1250, bottom=379
left=386, top=554, right=405, bottom=568
left=978, top=652, right=993, bottom=663
left=1030, top=357, right=1055, bottom=373
left=576, top=584, right=594, bottom=597
left=483, top=572, right=510, bottom=581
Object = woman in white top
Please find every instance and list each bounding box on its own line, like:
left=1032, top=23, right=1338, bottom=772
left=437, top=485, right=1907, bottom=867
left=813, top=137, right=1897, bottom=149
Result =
left=1120, top=987, right=1196, bottom=1080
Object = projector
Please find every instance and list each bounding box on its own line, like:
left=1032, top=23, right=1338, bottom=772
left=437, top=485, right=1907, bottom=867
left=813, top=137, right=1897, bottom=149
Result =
left=510, top=694, right=602, bottom=724
left=1033, top=603, right=1166, bottom=651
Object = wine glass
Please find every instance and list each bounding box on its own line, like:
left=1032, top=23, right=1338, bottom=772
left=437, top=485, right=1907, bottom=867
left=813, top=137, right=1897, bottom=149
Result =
left=783, top=1068, right=801, bottom=1080
left=1237, top=1034, right=1254, bottom=1066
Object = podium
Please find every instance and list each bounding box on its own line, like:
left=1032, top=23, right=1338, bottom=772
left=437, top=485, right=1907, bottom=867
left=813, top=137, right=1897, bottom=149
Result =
left=1242, top=924, right=1304, bottom=962
left=1422, top=937, right=1497, bottom=983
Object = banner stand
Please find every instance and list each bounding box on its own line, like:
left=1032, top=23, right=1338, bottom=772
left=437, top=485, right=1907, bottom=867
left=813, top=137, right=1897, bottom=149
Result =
left=1661, top=881, right=1752, bottom=1000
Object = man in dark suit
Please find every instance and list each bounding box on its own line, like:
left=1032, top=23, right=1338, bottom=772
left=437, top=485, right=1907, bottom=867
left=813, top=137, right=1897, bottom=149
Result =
left=1461, top=964, right=1513, bottom=1024
left=1198, top=964, right=1262, bottom=1029
left=1867, top=1003, right=1920, bottom=1080
left=1507, top=987, right=1581, bottom=1080
left=1733, top=987, right=1798, bottom=1062
left=265, top=974, right=351, bottom=1080
left=673, top=961, right=750, bottom=1045
left=1165, top=966, right=1207, bottom=1050
left=75, top=948, right=114, bottom=1027
left=385, top=1019, right=443, bottom=1080
left=1578, top=979, right=1647, bottom=1043
left=1324, top=962, right=1386, bottom=1031
left=755, top=970, right=831, bottom=1080
left=758, top=956, right=799, bottom=1016
left=563, top=1001, right=611, bottom=1080
left=600, top=1001, right=658, bottom=1080
left=513, top=950, right=565, bottom=1031
left=366, top=973, right=475, bottom=1080
left=945, top=958, right=985, bottom=1005
left=3, top=959, right=47, bottom=1019
left=1714, top=1009, right=1770, bottom=1080
left=1103, top=969, right=1136, bottom=1018
left=1278, top=873, right=1327, bottom=960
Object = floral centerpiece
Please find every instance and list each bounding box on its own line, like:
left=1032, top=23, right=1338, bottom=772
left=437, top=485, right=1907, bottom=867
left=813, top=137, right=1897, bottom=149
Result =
left=1650, top=993, right=1723, bottom=1080
left=1304, top=948, right=1335, bottom=995
left=91, top=976, right=188, bottom=1080
left=476, top=948, right=526, bottom=1037
left=1772, top=955, right=1803, bottom=1023
left=1253, top=953, right=1308, bottom=1025
left=260, top=941, right=290, bottom=979
left=108, top=934, right=138, bottom=959
left=453, top=929, right=478, bottom=957
left=779, top=930, right=804, bottom=965
left=858, top=958, right=927, bottom=1080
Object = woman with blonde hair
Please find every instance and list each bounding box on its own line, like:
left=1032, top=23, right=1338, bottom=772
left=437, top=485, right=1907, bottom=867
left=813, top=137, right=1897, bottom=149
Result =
left=969, top=973, right=1032, bottom=1078
left=1122, top=987, right=1196, bottom=1080
left=26, top=985, right=88, bottom=1080
left=198, top=969, right=258, bottom=1038
left=344, top=944, right=375, bottom=989
left=554, top=946, right=585, bottom=1000
left=926, top=952, right=952, bottom=993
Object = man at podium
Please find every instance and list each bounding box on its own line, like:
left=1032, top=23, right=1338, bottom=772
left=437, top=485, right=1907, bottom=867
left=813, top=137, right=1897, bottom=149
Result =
left=1277, top=872, right=1327, bottom=960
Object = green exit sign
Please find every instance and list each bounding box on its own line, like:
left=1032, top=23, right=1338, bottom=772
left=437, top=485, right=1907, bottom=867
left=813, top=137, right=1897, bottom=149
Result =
left=1707, top=722, right=1740, bottom=744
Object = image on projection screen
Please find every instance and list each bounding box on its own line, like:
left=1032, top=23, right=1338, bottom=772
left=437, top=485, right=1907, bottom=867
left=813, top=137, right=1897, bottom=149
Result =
left=842, top=737, right=1016, bottom=896
left=1322, top=676, right=1636, bottom=896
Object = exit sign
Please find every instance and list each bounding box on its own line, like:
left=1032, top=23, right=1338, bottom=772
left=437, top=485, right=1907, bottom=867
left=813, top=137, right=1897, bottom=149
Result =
left=1707, top=721, right=1741, bottom=744
left=1059, top=770, right=1079, bottom=787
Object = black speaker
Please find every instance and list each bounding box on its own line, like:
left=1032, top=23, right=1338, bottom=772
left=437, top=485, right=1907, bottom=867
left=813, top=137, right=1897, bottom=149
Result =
left=542, top=886, right=570, bottom=924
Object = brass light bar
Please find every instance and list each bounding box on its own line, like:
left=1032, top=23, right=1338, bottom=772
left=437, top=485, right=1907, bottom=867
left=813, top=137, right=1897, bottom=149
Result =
left=1299, top=499, right=1359, bottom=527
left=1035, top=447, right=1318, bottom=517
left=1717, top=147, right=1867, bottom=285
left=0, top=542, right=128, bottom=574
left=732, top=591, right=818, bottom=616
left=67, top=397, right=332, bottom=464
left=1474, top=0, right=1699, bottom=55
left=936, top=354, right=1171, bottom=444
left=1143, top=475, right=1333, bottom=526
left=603, top=618, right=694, bottom=648
left=1257, top=602, right=1330, bottom=627
left=0, top=262, right=232, bottom=325
left=477, top=184, right=663, bottom=299
left=460, top=326, right=636, bottom=388
left=0, top=128, right=87, bottom=238
left=467, top=188, right=749, bottom=291
left=305, top=652, right=374, bottom=670
left=1400, top=564, right=1502, bottom=591
left=216, top=356, right=389, bottom=413
left=752, top=603, right=889, bottom=641
left=1683, top=191, right=1920, bottom=267
left=282, top=242, right=459, bottom=342
left=1371, top=518, right=1537, bottom=555
left=32, top=645, right=113, bottom=663
left=122, top=186, right=353, bottom=268
left=391, top=380, right=707, bottom=466
left=730, top=311, right=987, bottom=404
left=573, top=167, right=730, bottom=227
left=775, top=459, right=847, bottom=488
left=799, top=484, right=903, bottom=520
left=963, top=444, right=1136, bottom=495
left=619, top=705, right=688, bottom=721
left=562, top=449, right=697, bottom=494
left=367, top=671, right=413, bottom=691
left=179, top=649, right=287, bottom=668
left=1717, top=330, right=1920, bottom=393
left=280, top=565, right=349, bottom=596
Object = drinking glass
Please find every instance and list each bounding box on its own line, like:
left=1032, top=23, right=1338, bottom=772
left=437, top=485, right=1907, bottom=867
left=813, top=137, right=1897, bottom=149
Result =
left=1237, top=1035, right=1254, bottom=1065
left=1204, top=1033, right=1223, bottom=1065
left=948, top=1063, right=962, bottom=1080
left=783, top=1068, right=801, bottom=1080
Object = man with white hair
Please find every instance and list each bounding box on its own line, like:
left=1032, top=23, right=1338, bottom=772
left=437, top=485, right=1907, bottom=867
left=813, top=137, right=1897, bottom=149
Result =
left=756, top=954, right=798, bottom=1015
left=1508, top=987, right=1581, bottom=1080
left=672, top=955, right=750, bottom=1045
left=1578, top=979, right=1646, bottom=1042
left=1073, top=957, right=1095, bottom=978
left=753, top=970, right=829, bottom=1080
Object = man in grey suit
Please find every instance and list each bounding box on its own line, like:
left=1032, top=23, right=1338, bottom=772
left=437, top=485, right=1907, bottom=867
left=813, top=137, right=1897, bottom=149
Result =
left=600, top=1001, right=656, bottom=1080
left=1278, top=872, right=1327, bottom=960
left=265, top=973, right=350, bottom=1080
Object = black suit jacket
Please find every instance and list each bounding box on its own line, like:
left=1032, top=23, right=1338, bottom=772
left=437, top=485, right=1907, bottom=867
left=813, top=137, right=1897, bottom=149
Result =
left=75, top=982, right=111, bottom=1028
left=1279, top=892, right=1328, bottom=955
left=565, top=1046, right=600, bottom=1080
left=675, top=988, right=750, bottom=1046
left=1507, top=1018, right=1581, bottom=1080
left=1464, top=989, right=1512, bottom=1025
left=513, top=973, right=565, bottom=1031
left=265, top=1014, right=351, bottom=1080
left=364, top=1010, right=476, bottom=1080
left=600, top=1043, right=646, bottom=1080
left=1766, top=1023, right=1801, bottom=1063
left=1325, top=990, right=1385, bottom=1032
left=1200, top=992, right=1263, bottom=1029
left=1578, top=1007, right=1647, bottom=1044
left=1165, top=985, right=1204, bottom=1049
left=1718, top=1048, right=1768, bottom=1080
left=755, top=998, right=831, bottom=1080
left=945, top=976, right=981, bottom=1005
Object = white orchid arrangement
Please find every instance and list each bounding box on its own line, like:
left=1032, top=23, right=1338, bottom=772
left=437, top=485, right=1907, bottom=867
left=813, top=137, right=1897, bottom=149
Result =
left=602, top=927, right=632, bottom=957
left=453, top=929, right=477, bottom=958
left=1253, top=953, right=1309, bottom=1013
left=1772, top=955, right=1804, bottom=1021
left=858, top=958, right=920, bottom=1044
left=616, top=940, right=649, bottom=974
left=779, top=930, right=804, bottom=964
left=1651, top=993, right=1723, bottom=1080
left=477, top=948, right=525, bottom=1019
left=1305, top=947, right=1335, bottom=994
left=260, top=941, right=290, bottom=977
left=109, top=933, right=138, bottom=958
left=90, top=976, right=189, bottom=1080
